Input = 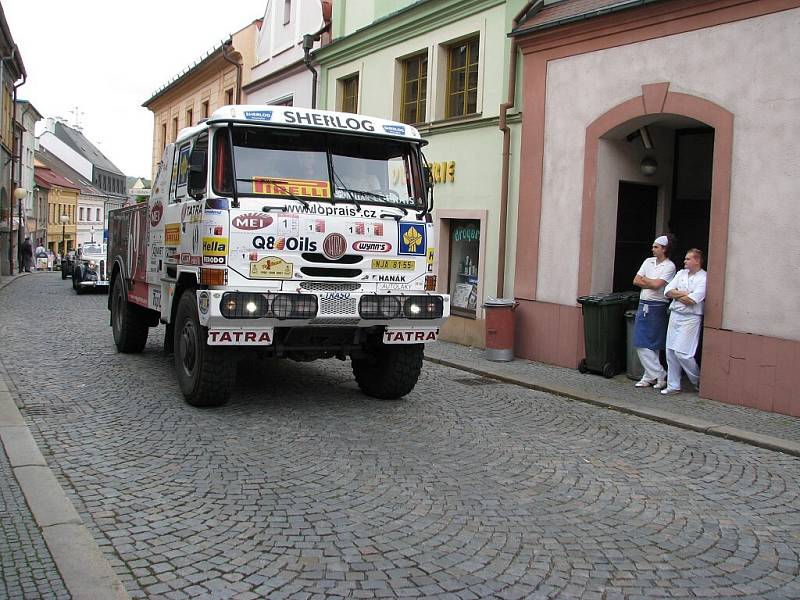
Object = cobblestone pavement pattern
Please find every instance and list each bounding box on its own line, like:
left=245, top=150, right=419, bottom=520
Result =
left=0, top=440, right=71, bottom=599
left=1, top=273, right=800, bottom=600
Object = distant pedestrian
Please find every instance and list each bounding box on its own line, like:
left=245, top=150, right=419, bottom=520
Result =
left=632, top=234, right=676, bottom=389
left=20, top=236, right=33, bottom=273
left=661, top=249, right=707, bottom=395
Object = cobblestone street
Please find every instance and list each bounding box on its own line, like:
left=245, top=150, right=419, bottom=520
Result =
left=2, top=273, right=800, bottom=599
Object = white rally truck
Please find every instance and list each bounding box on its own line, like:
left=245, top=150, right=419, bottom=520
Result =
left=108, top=105, right=449, bottom=407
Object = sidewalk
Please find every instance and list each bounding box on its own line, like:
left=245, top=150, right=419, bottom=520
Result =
left=0, top=272, right=128, bottom=599
left=425, top=340, right=800, bottom=457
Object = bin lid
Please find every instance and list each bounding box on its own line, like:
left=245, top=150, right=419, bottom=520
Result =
left=483, top=297, right=517, bottom=307
left=578, top=292, right=640, bottom=305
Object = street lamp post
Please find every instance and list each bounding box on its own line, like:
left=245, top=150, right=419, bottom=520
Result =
left=60, top=213, right=69, bottom=259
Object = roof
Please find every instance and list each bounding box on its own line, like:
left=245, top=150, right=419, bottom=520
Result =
left=35, top=147, right=107, bottom=198
left=0, top=4, right=27, bottom=80
left=52, top=121, right=125, bottom=177
left=15, top=100, right=43, bottom=122
left=34, top=166, right=80, bottom=191
left=512, top=0, right=669, bottom=36
left=142, top=42, right=227, bottom=107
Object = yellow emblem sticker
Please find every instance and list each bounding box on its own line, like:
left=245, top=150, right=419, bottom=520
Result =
left=250, top=256, right=293, bottom=279
left=372, top=259, right=416, bottom=270
left=202, top=237, right=228, bottom=256
left=164, top=224, right=181, bottom=245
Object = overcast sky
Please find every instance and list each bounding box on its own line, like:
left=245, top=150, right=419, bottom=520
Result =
left=4, top=0, right=267, bottom=179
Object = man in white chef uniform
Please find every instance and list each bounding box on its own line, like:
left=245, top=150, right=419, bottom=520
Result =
left=661, top=248, right=707, bottom=395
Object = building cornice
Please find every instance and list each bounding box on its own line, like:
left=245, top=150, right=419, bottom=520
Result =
left=315, top=0, right=505, bottom=67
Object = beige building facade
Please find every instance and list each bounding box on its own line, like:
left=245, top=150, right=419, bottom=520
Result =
left=142, top=21, right=260, bottom=178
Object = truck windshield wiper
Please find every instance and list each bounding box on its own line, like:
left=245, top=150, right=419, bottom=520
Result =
left=379, top=206, right=408, bottom=221
left=330, top=169, right=361, bottom=212
left=236, top=178, right=309, bottom=208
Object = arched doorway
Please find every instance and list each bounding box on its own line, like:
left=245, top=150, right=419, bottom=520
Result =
left=600, top=118, right=715, bottom=294
left=578, top=83, right=733, bottom=334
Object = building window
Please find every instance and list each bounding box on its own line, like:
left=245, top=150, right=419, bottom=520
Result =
left=340, top=75, right=359, bottom=114
left=225, top=88, right=234, bottom=105
left=186, top=108, right=193, bottom=127
left=202, top=100, right=209, bottom=118
left=161, top=123, right=167, bottom=150
left=172, top=117, right=178, bottom=142
left=401, top=53, right=427, bottom=125
left=79, top=207, right=84, bottom=221
left=283, top=0, right=292, bottom=25
left=96, top=208, right=101, bottom=222
left=445, top=36, right=479, bottom=118
left=448, top=219, right=481, bottom=317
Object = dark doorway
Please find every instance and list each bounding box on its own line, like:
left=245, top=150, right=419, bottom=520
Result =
left=613, top=182, right=658, bottom=292
left=669, top=128, right=714, bottom=265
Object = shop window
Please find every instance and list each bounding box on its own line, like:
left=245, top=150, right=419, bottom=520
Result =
left=202, top=100, right=210, bottom=118
left=448, top=219, right=480, bottom=317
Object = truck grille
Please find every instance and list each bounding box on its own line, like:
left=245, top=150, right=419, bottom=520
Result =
left=300, top=282, right=361, bottom=292
left=319, top=296, right=358, bottom=316
left=300, top=267, right=362, bottom=278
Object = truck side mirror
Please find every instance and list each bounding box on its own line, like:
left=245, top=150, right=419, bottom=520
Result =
left=188, top=150, right=207, bottom=199
left=423, top=165, right=434, bottom=190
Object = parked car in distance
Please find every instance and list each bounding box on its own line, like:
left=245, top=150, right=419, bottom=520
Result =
left=61, top=251, right=76, bottom=279
left=72, top=243, right=109, bottom=294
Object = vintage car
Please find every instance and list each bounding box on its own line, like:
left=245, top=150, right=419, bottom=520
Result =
left=72, top=243, right=109, bottom=293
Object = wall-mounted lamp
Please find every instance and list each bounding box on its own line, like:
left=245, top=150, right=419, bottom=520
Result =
left=640, top=156, right=658, bottom=176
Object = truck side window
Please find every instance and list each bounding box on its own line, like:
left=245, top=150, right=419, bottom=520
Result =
left=213, top=131, right=233, bottom=196
left=174, top=143, right=192, bottom=200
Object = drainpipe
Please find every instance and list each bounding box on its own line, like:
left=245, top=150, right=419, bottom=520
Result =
left=221, top=39, right=242, bottom=103
left=302, top=2, right=332, bottom=110
left=497, top=0, right=540, bottom=298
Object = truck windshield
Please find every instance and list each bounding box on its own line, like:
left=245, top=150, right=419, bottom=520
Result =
left=215, top=127, right=424, bottom=209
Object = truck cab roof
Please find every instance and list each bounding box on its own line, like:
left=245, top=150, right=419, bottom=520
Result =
left=176, top=105, right=425, bottom=146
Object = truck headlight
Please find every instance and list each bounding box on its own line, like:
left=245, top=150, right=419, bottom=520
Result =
left=402, top=296, right=443, bottom=319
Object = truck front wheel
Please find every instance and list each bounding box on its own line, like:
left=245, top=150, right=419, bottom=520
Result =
left=111, top=277, right=149, bottom=353
left=174, top=291, right=234, bottom=407
left=352, top=344, right=424, bottom=400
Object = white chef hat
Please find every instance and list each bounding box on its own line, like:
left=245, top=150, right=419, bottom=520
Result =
left=653, top=235, right=669, bottom=247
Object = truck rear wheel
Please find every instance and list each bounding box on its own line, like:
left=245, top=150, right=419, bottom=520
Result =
left=352, top=344, right=424, bottom=400
left=174, top=291, right=234, bottom=407
left=111, top=277, right=149, bottom=353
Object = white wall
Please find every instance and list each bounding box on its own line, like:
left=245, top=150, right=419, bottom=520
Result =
left=76, top=196, right=105, bottom=247
left=247, top=0, right=326, bottom=107
left=38, top=131, right=93, bottom=180
left=537, top=8, right=800, bottom=340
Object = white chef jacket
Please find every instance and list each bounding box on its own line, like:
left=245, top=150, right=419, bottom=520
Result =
left=664, top=268, right=707, bottom=355
left=637, top=257, right=676, bottom=302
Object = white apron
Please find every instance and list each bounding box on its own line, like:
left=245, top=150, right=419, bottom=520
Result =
left=665, top=311, right=702, bottom=356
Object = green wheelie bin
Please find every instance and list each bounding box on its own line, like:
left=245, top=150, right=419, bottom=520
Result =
left=577, top=291, right=640, bottom=378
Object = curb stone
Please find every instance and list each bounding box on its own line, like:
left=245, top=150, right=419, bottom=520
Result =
left=424, top=354, right=800, bottom=458
left=0, top=280, right=131, bottom=600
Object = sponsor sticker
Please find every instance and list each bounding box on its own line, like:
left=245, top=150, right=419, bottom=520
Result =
left=180, top=253, right=202, bottom=266
left=398, top=223, right=426, bottom=256
left=207, top=329, right=274, bottom=345
left=244, top=110, right=273, bottom=121
left=353, top=241, right=392, bottom=253
left=371, top=259, right=416, bottom=270
left=249, top=256, right=293, bottom=279
left=233, top=213, right=274, bottom=230
left=181, top=203, right=203, bottom=223
left=202, top=237, right=228, bottom=256
left=382, top=124, right=406, bottom=136
left=150, top=200, right=163, bottom=227
left=165, top=224, right=181, bottom=245
left=252, top=178, right=331, bottom=199
left=383, top=329, right=439, bottom=344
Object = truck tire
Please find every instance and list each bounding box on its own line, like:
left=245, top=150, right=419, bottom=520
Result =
left=173, top=291, right=234, bottom=407
left=352, top=344, right=424, bottom=400
left=111, top=277, right=149, bottom=353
